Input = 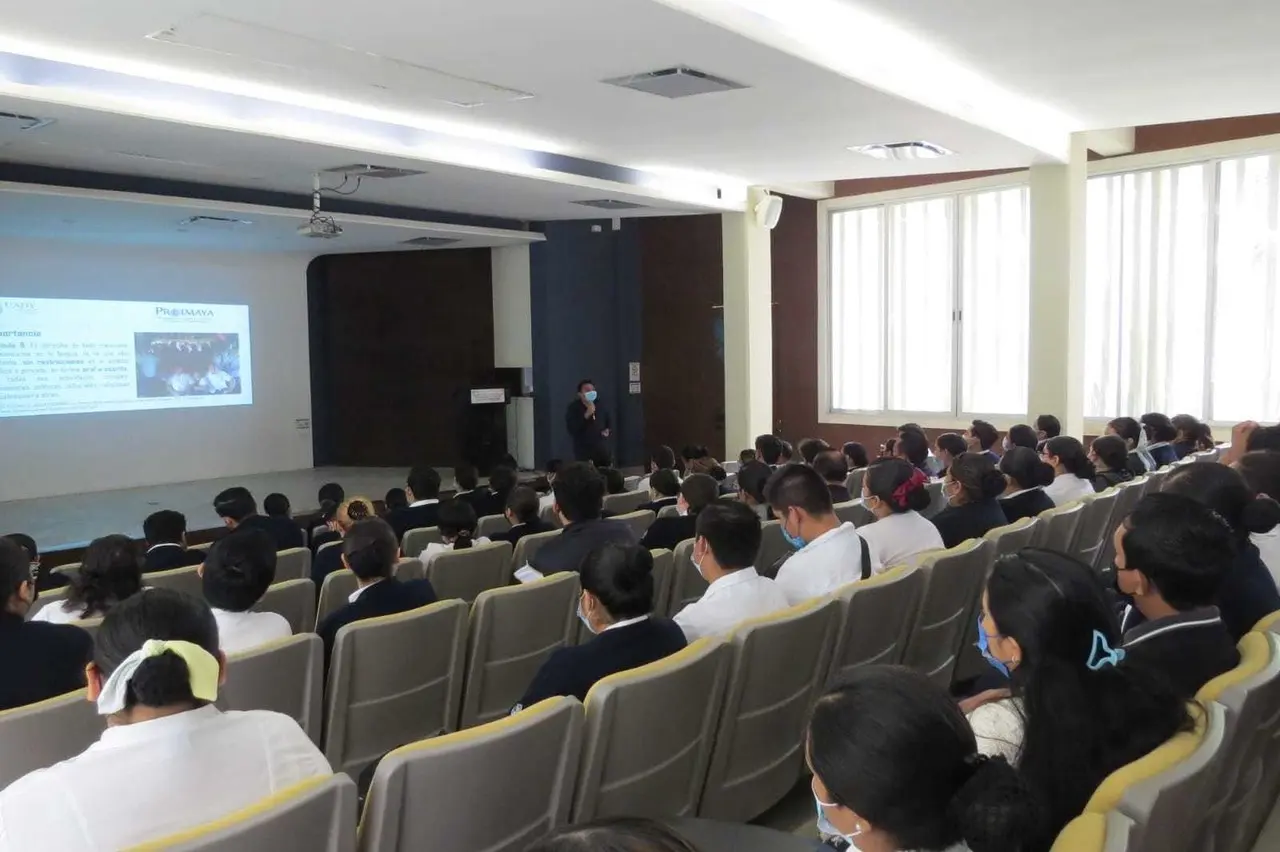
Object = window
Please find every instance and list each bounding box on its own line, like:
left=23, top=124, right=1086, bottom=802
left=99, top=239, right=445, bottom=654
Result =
left=828, top=185, right=1029, bottom=418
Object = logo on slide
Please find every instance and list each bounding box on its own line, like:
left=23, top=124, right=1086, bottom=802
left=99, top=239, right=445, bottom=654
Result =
left=155, top=306, right=215, bottom=319
left=0, top=300, right=37, bottom=315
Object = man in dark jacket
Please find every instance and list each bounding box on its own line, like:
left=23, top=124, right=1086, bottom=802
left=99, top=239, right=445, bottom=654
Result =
left=213, top=486, right=304, bottom=551
left=565, top=380, right=611, bottom=463
left=530, top=463, right=635, bottom=575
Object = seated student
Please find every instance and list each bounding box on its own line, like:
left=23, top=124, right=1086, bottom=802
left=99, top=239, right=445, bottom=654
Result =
left=1106, top=416, right=1155, bottom=475
left=858, top=459, right=945, bottom=570
left=262, top=492, right=292, bottom=522
left=878, top=437, right=898, bottom=461
left=529, top=818, right=699, bottom=852
left=538, top=459, right=564, bottom=511
left=529, top=463, right=637, bottom=577
left=813, top=450, right=851, bottom=503
left=1003, top=423, right=1039, bottom=453
left=419, top=499, right=491, bottom=568
left=600, top=467, right=628, bottom=496
left=385, top=466, right=443, bottom=540
left=473, top=465, right=517, bottom=519
left=516, top=544, right=685, bottom=708
left=738, top=448, right=758, bottom=464
left=293, top=482, right=343, bottom=539
left=797, top=437, right=831, bottom=466
left=768, top=465, right=879, bottom=605
left=452, top=463, right=483, bottom=508
left=1115, top=494, right=1240, bottom=697
left=755, top=434, right=784, bottom=467
left=382, top=487, right=408, bottom=515
left=4, top=532, right=69, bottom=593
left=1238, top=451, right=1280, bottom=583
left=808, top=667, right=1038, bottom=852
left=673, top=502, right=788, bottom=642
left=309, top=501, right=342, bottom=554
left=898, top=423, right=943, bottom=476
left=1041, top=436, right=1099, bottom=506
left=1140, top=412, right=1181, bottom=469
left=212, top=487, right=304, bottom=552
left=968, top=549, right=1192, bottom=848
left=997, top=448, right=1057, bottom=523
left=142, top=510, right=205, bottom=573
left=491, top=487, right=553, bottom=546
left=640, top=474, right=719, bottom=552
left=1162, top=463, right=1280, bottom=640
left=1034, top=413, right=1062, bottom=450
left=933, top=432, right=968, bottom=479
left=778, top=440, right=795, bottom=465
left=964, top=419, right=1002, bottom=462
left=200, top=529, right=291, bottom=655
left=736, top=460, right=774, bottom=522
left=1089, top=435, right=1136, bottom=492
left=1221, top=421, right=1280, bottom=468
left=636, top=445, right=678, bottom=494
left=841, top=441, right=869, bottom=472
left=0, top=538, right=93, bottom=711
left=317, top=518, right=437, bottom=664
left=893, top=428, right=933, bottom=478
left=311, top=497, right=376, bottom=588
left=34, top=534, right=143, bottom=625
left=930, top=453, right=1009, bottom=549
left=639, top=468, right=681, bottom=514
left=1171, top=414, right=1215, bottom=459
left=0, top=588, right=330, bottom=850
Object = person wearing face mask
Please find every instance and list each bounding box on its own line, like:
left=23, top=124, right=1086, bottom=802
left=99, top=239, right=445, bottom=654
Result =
left=857, top=459, right=944, bottom=571
left=639, top=473, right=719, bottom=552
left=766, top=465, right=878, bottom=605
left=673, top=501, right=789, bottom=642
left=929, top=453, right=1008, bottom=549
left=514, top=544, right=686, bottom=709
left=566, top=379, right=611, bottom=463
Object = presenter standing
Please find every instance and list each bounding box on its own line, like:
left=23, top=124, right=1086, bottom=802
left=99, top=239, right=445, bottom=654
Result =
left=566, top=379, right=611, bottom=462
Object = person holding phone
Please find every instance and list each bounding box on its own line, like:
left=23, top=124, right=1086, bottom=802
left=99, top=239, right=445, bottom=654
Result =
left=566, top=379, right=611, bottom=462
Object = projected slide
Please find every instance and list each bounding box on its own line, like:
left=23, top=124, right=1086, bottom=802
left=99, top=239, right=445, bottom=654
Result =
left=0, top=297, right=252, bottom=418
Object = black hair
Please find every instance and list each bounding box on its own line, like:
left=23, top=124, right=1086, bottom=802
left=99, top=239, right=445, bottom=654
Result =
left=842, top=442, right=870, bottom=470
left=809, top=666, right=1039, bottom=852
left=813, top=450, right=849, bottom=485
left=437, top=499, right=478, bottom=550
left=68, top=534, right=143, bottom=619
left=263, top=492, right=291, bottom=518
left=1090, top=435, right=1130, bottom=473
left=318, top=500, right=340, bottom=524
left=506, top=486, right=541, bottom=525
left=527, top=818, right=699, bottom=852
left=1164, top=463, right=1280, bottom=539
left=986, top=549, right=1192, bottom=846
left=590, top=447, right=616, bottom=469
left=342, top=518, right=399, bottom=580
left=896, top=429, right=930, bottom=468
left=695, top=501, right=762, bottom=570
left=1171, top=415, right=1214, bottom=451
left=969, top=420, right=999, bottom=451
left=406, top=466, right=442, bottom=501
left=546, top=459, right=564, bottom=476
left=946, top=453, right=1006, bottom=504
left=650, top=468, right=681, bottom=498
left=1035, top=414, right=1061, bottom=439
left=0, top=537, right=32, bottom=603
left=577, top=379, right=594, bottom=393
left=94, top=588, right=219, bottom=711
left=936, top=432, right=968, bottom=460
left=1044, top=436, right=1096, bottom=480
left=1007, top=424, right=1039, bottom=451
left=898, top=422, right=927, bottom=438
left=318, top=482, right=345, bottom=506
left=882, top=437, right=898, bottom=458
left=497, top=453, right=518, bottom=470
left=580, top=544, right=654, bottom=620
left=755, top=434, right=784, bottom=466
left=798, top=437, right=831, bottom=465
left=764, top=463, right=835, bottom=516
left=1140, top=412, right=1178, bottom=444
left=1247, top=424, right=1280, bottom=453
left=651, top=445, right=676, bottom=471
left=384, top=488, right=409, bottom=513
left=212, top=486, right=256, bottom=522
left=601, top=467, right=627, bottom=495
left=202, top=528, right=277, bottom=612
left=1238, top=451, right=1280, bottom=501
left=454, top=464, right=479, bottom=493
left=999, top=447, right=1056, bottom=490
left=680, top=444, right=710, bottom=463
left=1121, top=494, right=1236, bottom=610
left=1107, top=416, right=1142, bottom=448
left=679, top=473, right=720, bottom=515
left=3, top=533, right=37, bottom=561
left=866, top=459, right=932, bottom=513
left=779, top=440, right=794, bottom=461
left=553, top=462, right=605, bottom=523
left=338, top=497, right=376, bottom=530
left=738, top=448, right=758, bottom=464
left=487, top=465, right=518, bottom=500
left=737, top=461, right=772, bottom=506
left=143, top=510, right=187, bottom=546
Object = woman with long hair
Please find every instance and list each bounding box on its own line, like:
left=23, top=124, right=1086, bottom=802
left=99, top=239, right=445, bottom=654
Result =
left=1106, top=416, right=1154, bottom=475
left=1088, top=435, right=1135, bottom=492
left=34, top=534, right=142, bottom=624
left=1041, top=436, right=1098, bottom=506
left=930, top=453, right=1008, bottom=549
left=858, top=459, right=944, bottom=570
left=997, top=447, right=1056, bottom=523
left=419, top=498, right=490, bottom=568
left=1171, top=414, right=1214, bottom=459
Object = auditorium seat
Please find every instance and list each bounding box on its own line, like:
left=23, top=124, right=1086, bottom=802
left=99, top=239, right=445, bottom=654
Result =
left=1096, top=480, right=1146, bottom=571
left=310, top=524, right=329, bottom=542
left=317, top=540, right=342, bottom=556
left=219, top=634, right=324, bottom=744
left=1051, top=811, right=1136, bottom=852
left=609, top=509, right=656, bottom=538
left=573, top=638, right=731, bottom=821
left=317, top=571, right=360, bottom=625
left=753, top=521, right=790, bottom=581
left=538, top=503, right=564, bottom=530
left=189, top=542, right=214, bottom=553
left=901, top=538, right=994, bottom=689
left=274, top=547, right=312, bottom=583
left=1031, top=501, right=1085, bottom=552
left=26, top=584, right=69, bottom=620
left=832, top=500, right=874, bottom=528
left=0, top=689, right=101, bottom=789
left=477, top=513, right=512, bottom=539
left=828, top=565, right=925, bottom=683
left=698, top=597, right=841, bottom=822
left=922, top=480, right=948, bottom=519
left=357, top=697, right=582, bottom=852
left=254, top=579, right=316, bottom=634
left=426, top=541, right=513, bottom=603
left=401, top=526, right=443, bottom=558
left=142, top=564, right=203, bottom=598
left=52, top=561, right=81, bottom=575
left=512, top=529, right=561, bottom=572
left=324, top=600, right=467, bottom=779
left=666, top=540, right=709, bottom=618
left=459, top=573, right=579, bottom=729
left=983, top=517, right=1039, bottom=559
left=1073, top=490, right=1119, bottom=568
left=844, top=469, right=866, bottom=502
left=72, top=617, right=103, bottom=640
left=648, top=548, right=674, bottom=619
left=603, top=491, right=650, bottom=516
left=657, top=505, right=680, bottom=519
left=393, top=558, right=424, bottom=581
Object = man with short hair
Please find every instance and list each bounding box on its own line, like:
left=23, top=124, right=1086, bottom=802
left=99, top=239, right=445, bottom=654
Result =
left=964, top=420, right=1002, bottom=462
left=796, top=438, right=831, bottom=466
left=812, top=451, right=851, bottom=503
left=386, top=466, right=443, bottom=540
left=639, top=469, right=681, bottom=514
left=263, top=493, right=292, bottom=519
left=893, top=430, right=932, bottom=477
left=566, top=379, right=611, bottom=462
left=492, top=487, right=553, bottom=546
left=3, top=532, right=67, bottom=592
left=475, top=465, right=518, bottom=518
left=200, top=529, right=292, bottom=655
left=213, top=486, right=305, bottom=551
left=641, top=474, right=720, bottom=552
left=529, top=463, right=637, bottom=577
left=755, top=434, right=784, bottom=467
left=674, top=502, right=789, bottom=641
left=1035, top=414, right=1062, bottom=444
left=142, top=510, right=206, bottom=573
left=1004, top=424, right=1040, bottom=453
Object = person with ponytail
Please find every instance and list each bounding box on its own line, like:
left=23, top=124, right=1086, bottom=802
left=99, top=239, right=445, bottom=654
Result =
left=997, top=447, right=1056, bottom=524
left=858, top=459, right=944, bottom=570
left=515, top=544, right=685, bottom=710
left=1161, top=463, right=1280, bottom=639
left=1088, top=435, right=1135, bottom=492
left=34, top=534, right=143, bottom=624
left=1040, top=436, right=1098, bottom=506
left=1140, top=413, right=1180, bottom=468
left=310, top=495, right=377, bottom=588
left=930, top=453, right=1009, bottom=549
left=969, top=549, right=1192, bottom=849
left=1171, top=414, right=1214, bottom=459
left=0, top=589, right=330, bottom=849
left=807, top=666, right=1041, bottom=852
left=419, top=498, right=491, bottom=568
left=1105, top=417, right=1154, bottom=476
left=1237, top=451, right=1280, bottom=582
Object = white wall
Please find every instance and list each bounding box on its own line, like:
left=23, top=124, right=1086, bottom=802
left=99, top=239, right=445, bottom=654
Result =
left=491, top=245, right=533, bottom=368
left=0, top=238, right=313, bottom=502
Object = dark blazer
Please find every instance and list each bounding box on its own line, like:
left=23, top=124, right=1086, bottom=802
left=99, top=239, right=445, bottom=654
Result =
left=1125, top=452, right=1149, bottom=478
left=931, top=500, right=1009, bottom=549
left=237, top=514, right=305, bottom=552
left=1093, top=469, right=1134, bottom=492
left=143, top=544, right=206, bottom=574
left=638, top=496, right=679, bottom=515
left=470, top=489, right=511, bottom=520
left=385, top=502, right=441, bottom=541
left=530, top=519, right=637, bottom=575
left=492, top=518, right=553, bottom=546
left=999, top=489, right=1055, bottom=525
left=639, top=515, right=697, bottom=552
left=827, top=484, right=852, bottom=504
left=1148, top=443, right=1179, bottom=469
left=1218, top=542, right=1280, bottom=640
left=317, top=578, right=438, bottom=666
left=517, top=617, right=687, bottom=707
left=565, top=398, right=611, bottom=462
left=311, top=543, right=345, bottom=589
left=0, top=612, right=93, bottom=711
left=1171, top=440, right=1198, bottom=460
left=1122, top=607, right=1240, bottom=699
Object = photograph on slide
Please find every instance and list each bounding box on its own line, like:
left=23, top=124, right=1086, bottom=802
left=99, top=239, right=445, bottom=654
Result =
left=134, top=332, right=242, bottom=399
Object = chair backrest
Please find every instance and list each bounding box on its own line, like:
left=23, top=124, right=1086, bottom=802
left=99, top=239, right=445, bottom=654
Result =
left=27, top=584, right=70, bottom=620
left=844, top=468, right=866, bottom=500
left=357, top=697, right=583, bottom=852
left=1051, top=811, right=1136, bottom=852
left=72, top=617, right=103, bottom=640
left=922, top=480, right=948, bottom=519
left=190, top=541, right=214, bottom=552
left=609, top=509, right=656, bottom=539
left=477, top=514, right=512, bottom=539
left=254, top=579, right=317, bottom=634
left=1031, top=501, right=1086, bottom=552
left=667, top=539, right=710, bottom=618
left=538, top=502, right=564, bottom=530
left=324, top=600, right=468, bottom=779
left=129, top=774, right=357, bottom=852
left=983, top=516, right=1039, bottom=559
left=53, top=561, right=82, bottom=575
left=603, top=491, right=650, bottom=516
left=401, top=527, right=443, bottom=558
left=219, top=634, right=324, bottom=743
left=1194, top=449, right=1220, bottom=463
left=828, top=565, right=925, bottom=682
left=311, top=524, right=328, bottom=541
left=1073, top=490, right=1119, bottom=568
left=393, top=558, right=423, bottom=582
left=657, top=504, right=680, bottom=519
left=317, top=540, right=343, bottom=555
left=648, top=548, right=674, bottom=618
left=512, top=529, right=561, bottom=572
left=460, top=573, right=579, bottom=729
left=574, top=638, right=732, bottom=821
left=698, top=597, right=842, bottom=822
left=427, top=541, right=514, bottom=603
left=143, top=564, right=204, bottom=598
left=1145, top=467, right=1171, bottom=493
left=902, top=538, right=995, bottom=688
left=317, top=570, right=360, bottom=626
left=754, top=521, right=791, bottom=581
left=1096, top=480, right=1146, bottom=571
left=0, top=689, right=102, bottom=790
left=275, top=547, right=312, bottom=583
left=624, top=475, right=643, bottom=491
left=832, top=500, right=874, bottom=528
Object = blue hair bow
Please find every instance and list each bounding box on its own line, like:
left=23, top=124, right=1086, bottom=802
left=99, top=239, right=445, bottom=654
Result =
left=1087, top=630, right=1126, bottom=671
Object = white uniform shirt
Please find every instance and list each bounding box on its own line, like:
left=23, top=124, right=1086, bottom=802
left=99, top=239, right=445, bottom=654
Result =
left=774, top=523, right=879, bottom=605
left=0, top=706, right=331, bottom=851
left=674, top=568, right=790, bottom=641
left=29, top=600, right=90, bottom=624
left=969, top=697, right=1025, bottom=764
left=857, top=511, right=945, bottom=573
left=419, top=537, right=492, bottom=568
left=1044, top=473, right=1095, bottom=506
left=212, top=608, right=293, bottom=655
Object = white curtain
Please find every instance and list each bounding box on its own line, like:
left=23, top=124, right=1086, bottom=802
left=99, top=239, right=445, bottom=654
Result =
left=886, top=197, right=954, bottom=413
left=830, top=206, right=884, bottom=412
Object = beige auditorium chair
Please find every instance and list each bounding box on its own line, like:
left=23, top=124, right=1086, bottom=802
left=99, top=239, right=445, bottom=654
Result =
left=1144, top=466, right=1172, bottom=494
left=657, top=504, right=681, bottom=519
left=1072, top=490, right=1119, bottom=568
left=754, top=521, right=791, bottom=581
left=189, top=541, right=215, bottom=553
left=317, top=540, right=342, bottom=556
left=72, top=617, right=104, bottom=641
left=844, top=468, right=866, bottom=501
left=427, top=541, right=514, bottom=603
left=648, top=548, right=674, bottom=618
left=699, top=597, right=842, bottom=822
left=477, top=513, right=511, bottom=539
left=610, top=509, right=656, bottom=539
left=393, top=558, right=424, bottom=581
left=539, top=503, right=564, bottom=530
left=922, top=480, right=949, bottom=519
left=131, top=774, right=358, bottom=852
left=219, top=634, right=324, bottom=744
left=143, top=564, right=203, bottom=598
left=901, top=538, right=994, bottom=689
left=573, top=638, right=731, bottom=821
left=512, top=529, right=562, bottom=573
left=311, top=524, right=329, bottom=542
left=52, top=561, right=82, bottom=576
left=254, top=579, right=316, bottom=634
left=459, top=572, right=579, bottom=729
left=603, top=491, right=650, bottom=516
left=316, top=571, right=360, bottom=626
left=274, top=547, right=312, bottom=583
left=401, top=526, right=443, bottom=559
left=357, top=696, right=583, bottom=852
left=0, top=689, right=101, bottom=789
left=832, top=500, right=874, bottom=528
left=324, top=599, right=468, bottom=779
left=1095, top=479, right=1146, bottom=571
left=828, top=564, right=925, bottom=683
left=666, top=539, right=709, bottom=618
left=983, top=517, right=1039, bottom=560
left=1031, top=501, right=1085, bottom=552
left=27, top=584, right=70, bottom=620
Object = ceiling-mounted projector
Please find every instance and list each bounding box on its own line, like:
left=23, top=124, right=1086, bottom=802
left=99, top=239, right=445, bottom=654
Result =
left=297, top=218, right=343, bottom=239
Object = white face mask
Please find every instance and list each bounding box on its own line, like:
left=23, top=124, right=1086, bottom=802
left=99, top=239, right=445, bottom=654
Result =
left=692, top=542, right=708, bottom=580
left=577, top=596, right=596, bottom=634
left=814, top=793, right=863, bottom=847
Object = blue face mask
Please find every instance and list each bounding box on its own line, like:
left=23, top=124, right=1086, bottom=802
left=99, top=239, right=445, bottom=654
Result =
left=584, top=390, right=598, bottom=403
left=577, top=598, right=596, bottom=634
left=975, top=615, right=1010, bottom=677
left=814, top=793, right=861, bottom=846
left=781, top=511, right=806, bottom=550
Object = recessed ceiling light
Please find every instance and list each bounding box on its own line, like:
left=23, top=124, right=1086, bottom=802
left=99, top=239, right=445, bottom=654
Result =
left=848, top=141, right=954, bottom=160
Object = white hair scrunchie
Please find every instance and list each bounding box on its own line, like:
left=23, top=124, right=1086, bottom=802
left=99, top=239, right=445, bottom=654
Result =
left=96, top=639, right=220, bottom=715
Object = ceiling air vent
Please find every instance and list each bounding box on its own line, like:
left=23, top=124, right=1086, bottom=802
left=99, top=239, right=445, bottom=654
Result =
left=178, top=215, right=253, bottom=229
left=603, top=66, right=747, bottom=99
left=572, top=199, right=648, bottom=211
left=321, top=164, right=427, bottom=179
left=401, top=236, right=462, bottom=247
left=0, top=111, right=55, bottom=134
